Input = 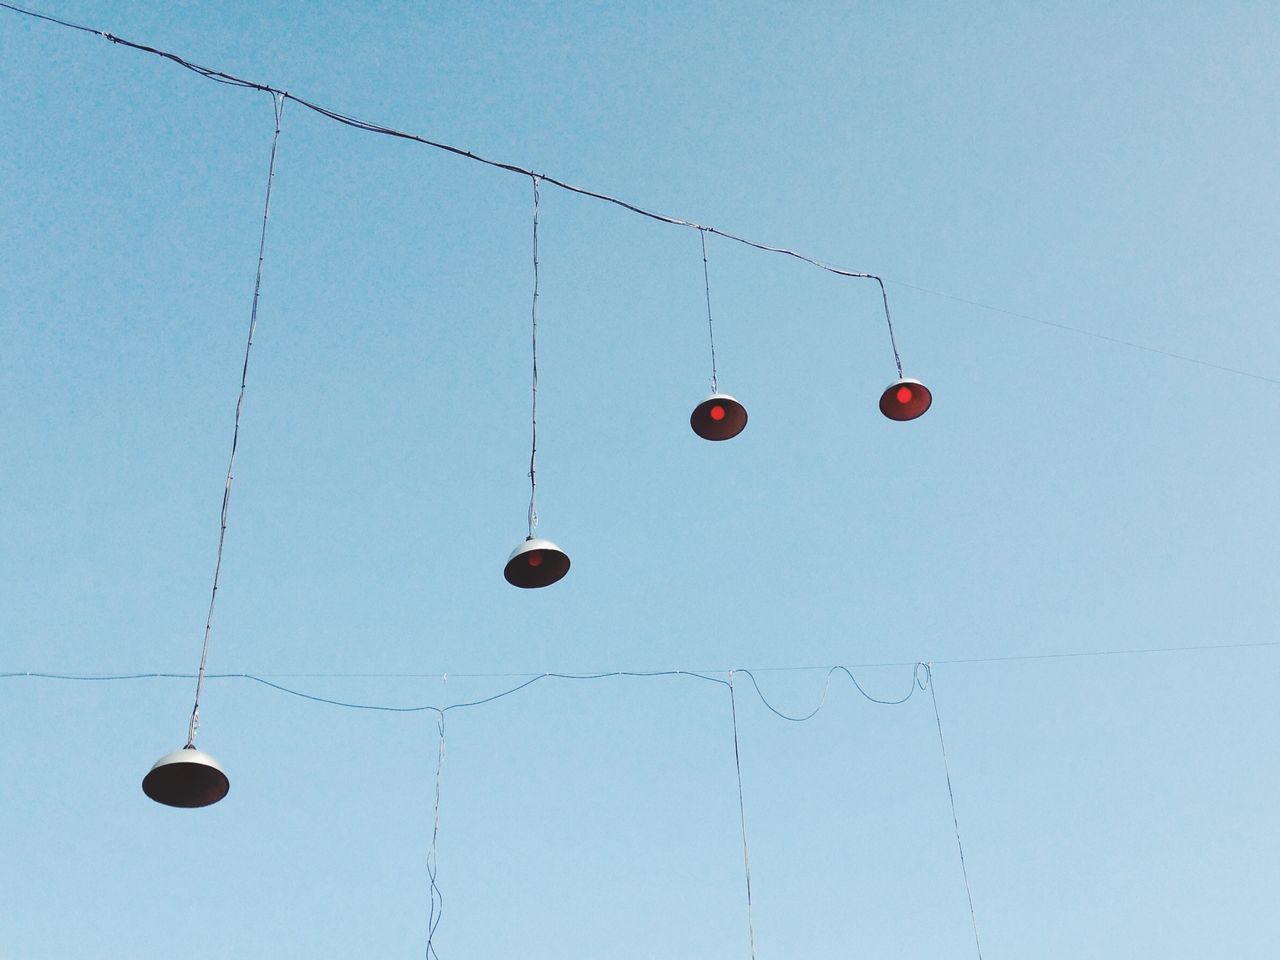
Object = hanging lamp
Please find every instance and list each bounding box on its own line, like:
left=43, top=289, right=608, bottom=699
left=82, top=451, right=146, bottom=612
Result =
left=142, top=747, right=230, bottom=808
left=689, top=229, right=748, bottom=441
left=505, top=176, right=570, bottom=588
left=879, top=376, right=932, bottom=421
left=504, top=536, right=571, bottom=588
left=143, top=93, right=286, bottom=806
left=690, top=393, right=748, bottom=441
left=869, top=277, right=931, bottom=421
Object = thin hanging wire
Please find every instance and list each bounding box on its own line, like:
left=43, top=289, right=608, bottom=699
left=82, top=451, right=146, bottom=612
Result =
left=699, top=228, right=720, bottom=394
left=878, top=277, right=904, bottom=378
left=526, top=175, right=541, bottom=539
left=727, top=671, right=758, bottom=960
left=186, top=91, right=285, bottom=748
left=425, top=712, right=446, bottom=960
left=926, top=665, right=984, bottom=960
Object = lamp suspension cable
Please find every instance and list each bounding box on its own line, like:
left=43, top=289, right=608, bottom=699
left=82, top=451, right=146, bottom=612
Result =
left=187, top=90, right=285, bottom=748
left=877, top=276, right=904, bottom=379
left=527, top=175, right=541, bottom=539
left=699, top=228, right=719, bottom=394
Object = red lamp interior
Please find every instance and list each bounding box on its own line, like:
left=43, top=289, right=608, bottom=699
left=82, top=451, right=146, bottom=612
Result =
left=504, top=542, right=570, bottom=588
left=879, top=379, right=932, bottom=421
left=691, top=395, right=747, bottom=440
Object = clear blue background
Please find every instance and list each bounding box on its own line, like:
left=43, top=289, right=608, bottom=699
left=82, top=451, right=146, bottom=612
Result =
left=1, top=2, right=1276, bottom=957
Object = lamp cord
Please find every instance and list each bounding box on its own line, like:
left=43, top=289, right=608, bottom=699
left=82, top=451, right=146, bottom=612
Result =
left=877, top=276, right=904, bottom=379
left=526, top=175, right=541, bottom=539
left=700, top=228, right=720, bottom=394
left=187, top=91, right=284, bottom=747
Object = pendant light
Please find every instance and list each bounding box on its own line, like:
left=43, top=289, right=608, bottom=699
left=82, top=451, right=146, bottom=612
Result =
left=690, top=394, right=748, bottom=441
left=504, top=536, right=571, bottom=588
left=505, top=176, right=570, bottom=588
left=690, top=229, right=748, bottom=441
left=143, top=747, right=230, bottom=808
left=871, top=277, right=931, bottom=421
left=143, top=93, right=285, bottom=806
left=879, top=376, right=932, bottom=420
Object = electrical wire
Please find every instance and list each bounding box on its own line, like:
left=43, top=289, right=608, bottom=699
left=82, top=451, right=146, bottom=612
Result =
left=884, top=278, right=1280, bottom=386
left=699, top=229, right=720, bottom=394
left=734, top=664, right=929, bottom=722
left=527, top=176, right=541, bottom=538
left=727, top=672, right=758, bottom=960
left=0, top=0, right=95, bottom=33
left=186, top=91, right=284, bottom=749
left=6, top=649, right=1268, bottom=957
left=3, top=639, right=1268, bottom=685
left=925, top=665, right=984, bottom=960
left=0, top=666, right=952, bottom=719
left=3, top=639, right=1269, bottom=724
left=5, top=2, right=1278, bottom=385
left=1, top=2, right=908, bottom=366
left=425, top=712, right=446, bottom=960
left=236, top=669, right=732, bottom=716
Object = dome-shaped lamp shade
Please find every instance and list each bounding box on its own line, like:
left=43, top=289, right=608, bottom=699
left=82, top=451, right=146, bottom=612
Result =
left=142, top=746, right=230, bottom=808
left=879, top=377, right=932, bottom=421
left=690, top=394, right=748, bottom=441
left=504, top=537, right=571, bottom=589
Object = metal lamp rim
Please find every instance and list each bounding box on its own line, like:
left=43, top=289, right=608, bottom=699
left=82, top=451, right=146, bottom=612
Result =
left=506, top=537, right=567, bottom=562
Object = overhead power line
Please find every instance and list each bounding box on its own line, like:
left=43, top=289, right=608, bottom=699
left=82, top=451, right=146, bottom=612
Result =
left=1, top=637, right=1269, bottom=685
left=1, top=640, right=1273, bottom=715
left=3, top=1, right=1277, bottom=385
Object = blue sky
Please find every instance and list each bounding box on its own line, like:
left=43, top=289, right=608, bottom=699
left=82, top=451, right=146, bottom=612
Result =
left=1, top=2, right=1277, bottom=957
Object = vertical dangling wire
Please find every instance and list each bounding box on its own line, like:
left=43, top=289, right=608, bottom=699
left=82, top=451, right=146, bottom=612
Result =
left=425, top=710, right=447, bottom=960
left=700, top=228, right=720, bottom=394
left=187, top=91, right=285, bottom=748
left=526, top=175, right=541, bottom=539
left=728, top=671, right=758, bottom=960
left=874, top=277, right=904, bottom=378
left=926, top=665, right=984, bottom=960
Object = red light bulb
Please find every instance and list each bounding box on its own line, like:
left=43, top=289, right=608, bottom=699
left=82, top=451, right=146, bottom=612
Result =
left=527, top=552, right=543, bottom=567
left=710, top=404, right=726, bottom=421
left=896, top=386, right=913, bottom=404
